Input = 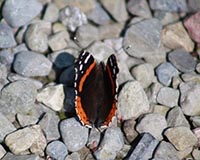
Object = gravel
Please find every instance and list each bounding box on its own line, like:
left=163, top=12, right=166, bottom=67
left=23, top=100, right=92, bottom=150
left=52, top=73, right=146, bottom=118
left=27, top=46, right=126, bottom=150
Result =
left=0, top=1, right=199, bottom=159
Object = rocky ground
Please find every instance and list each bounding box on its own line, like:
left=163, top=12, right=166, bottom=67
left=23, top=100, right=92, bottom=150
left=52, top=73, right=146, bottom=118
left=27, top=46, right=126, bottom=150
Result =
left=0, top=0, right=200, bottom=160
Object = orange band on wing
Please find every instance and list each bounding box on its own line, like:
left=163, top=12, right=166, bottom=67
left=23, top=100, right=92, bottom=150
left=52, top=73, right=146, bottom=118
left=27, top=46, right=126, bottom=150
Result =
left=106, top=65, right=115, bottom=95
left=79, top=61, right=96, bottom=92
left=103, top=100, right=117, bottom=126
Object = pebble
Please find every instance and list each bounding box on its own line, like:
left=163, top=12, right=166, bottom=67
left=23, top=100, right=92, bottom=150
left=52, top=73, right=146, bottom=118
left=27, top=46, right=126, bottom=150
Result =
left=157, top=87, right=179, bottom=108
left=144, top=52, right=166, bottom=68
left=25, top=22, right=50, bottom=53
left=117, top=81, right=150, bottom=120
left=59, top=65, right=74, bottom=86
left=0, top=23, right=16, bottom=48
left=184, top=11, right=200, bottom=43
left=150, top=0, right=188, bottom=12
left=196, top=63, right=200, bottom=73
left=154, top=11, right=179, bottom=26
left=131, top=63, right=154, bottom=88
left=153, top=141, right=179, bottom=160
left=168, top=49, right=196, bottom=73
left=127, top=0, right=152, bottom=18
left=180, top=84, right=200, bottom=116
left=0, top=145, right=6, bottom=159
left=16, top=113, right=38, bottom=127
left=123, top=119, right=138, bottom=143
left=59, top=6, right=87, bottom=32
left=128, top=133, right=159, bottom=160
left=5, top=125, right=47, bottom=155
left=54, top=0, right=96, bottom=13
left=46, top=140, right=68, bottom=160
left=39, top=111, right=60, bottom=142
left=60, top=118, right=88, bottom=152
left=181, top=72, right=200, bottom=83
left=75, top=24, right=99, bottom=48
left=87, top=128, right=101, bottom=149
left=136, top=113, right=167, bottom=140
left=192, top=148, right=200, bottom=160
left=2, top=0, right=42, bottom=27
left=48, top=50, right=75, bottom=69
left=164, top=126, right=198, bottom=151
left=94, top=127, right=124, bottom=160
left=0, top=112, right=16, bottom=143
left=152, top=104, right=169, bottom=116
left=190, top=116, right=200, bottom=128
left=65, top=152, right=81, bottom=160
left=2, top=152, right=40, bottom=160
left=0, top=80, right=37, bottom=121
left=155, top=62, right=179, bottom=86
left=43, top=3, right=59, bottom=22
left=172, top=75, right=182, bottom=89
left=87, top=2, right=111, bottom=25
left=48, top=31, right=70, bottom=51
left=37, top=84, right=65, bottom=111
left=162, top=22, right=194, bottom=52
left=167, top=106, right=190, bottom=128
left=123, top=18, right=162, bottom=58
left=100, top=0, right=128, bottom=22
left=188, top=0, right=200, bottom=12
left=13, top=51, right=52, bottom=77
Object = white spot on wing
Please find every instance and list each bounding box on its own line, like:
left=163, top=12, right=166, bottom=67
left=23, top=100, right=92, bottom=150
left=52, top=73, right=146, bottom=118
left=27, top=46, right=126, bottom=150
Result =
left=79, top=64, right=83, bottom=71
left=84, top=54, right=91, bottom=64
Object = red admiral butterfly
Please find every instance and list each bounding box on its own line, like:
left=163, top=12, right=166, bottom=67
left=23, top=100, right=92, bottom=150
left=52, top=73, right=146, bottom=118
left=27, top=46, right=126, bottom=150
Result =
left=74, top=51, right=119, bottom=128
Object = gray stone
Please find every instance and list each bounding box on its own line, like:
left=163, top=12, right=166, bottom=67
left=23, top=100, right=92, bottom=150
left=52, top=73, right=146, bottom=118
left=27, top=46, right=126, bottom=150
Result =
left=43, top=3, right=59, bottom=22
left=87, top=2, right=110, bottom=25
left=188, top=0, right=200, bottom=12
left=136, top=113, right=167, bottom=140
left=87, top=128, right=101, bottom=149
left=13, top=51, right=52, bottom=77
left=154, top=11, right=179, bottom=26
left=48, top=31, right=70, bottom=51
left=100, top=0, right=128, bottom=22
left=116, top=145, right=131, bottom=160
left=127, top=0, right=152, bottom=18
left=0, top=80, right=37, bottom=121
left=7, top=73, right=43, bottom=89
left=157, top=87, right=179, bottom=108
left=0, top=112, right=16, bottom=143
left=172, top=75, right=182, bottom=89
left=180, top=84, right=200, bottom=116
left=0, top=144, right=6, bottom=159
left=190, top=116, right=200, bottom=127
left=164, top=126, right=198, bottom=151
left=37, top=84, right=65, bottom=111
left=46, top=141, right=68, bottom=160
left=59, top=65, right=74, bottom=86
left=123, top=18, right=162, bottom=58
left=94, top=127, right=124, bottom=160
left=65, top=152, right=81, bottom=160
left=128, top=133, right=159, bottom=160
left=25, top=22, right=50, bottom=53
left=152, top=104, right=169, bottom=117
left=39, top=111, right=60, bottom=142
left=167, top=106, right=190, bottom=128
left=117, top=81, right=150, bottom=120
left=150, top=0, right=188, bottom=12
left=123, top=119, right=138, bottom=143
left=75, top=24, right=99, bottom=48
left=48, top=50, right=75, bottom=69
left=196, top=63, right=200, bottom=73
left=181, top=72, right=200, bottom=83
left=2, top=152, right=40, bottom=160
left=60, top=118, right=88, bottom=152
left=2, top=0, right=42, bottom=27
left=131, top=63, right=154, bottom=88
left=156, top=62, right=179, bottom=86
left=154, top=141, right=180, bottom=160
left=192, top=148, right=200, bottom=160
left=0, top=64, right=8, bottom=90
left=168, top=49, right=196, bottom=73
left=5, top=125, right=47, bottom=155
left=16, top=113, right=38, bottom=127
left=118, top=62, right=134, bottom=85
left=0, top=23, right=16, bottom=48
left=59, top=6, right=87, bottom=32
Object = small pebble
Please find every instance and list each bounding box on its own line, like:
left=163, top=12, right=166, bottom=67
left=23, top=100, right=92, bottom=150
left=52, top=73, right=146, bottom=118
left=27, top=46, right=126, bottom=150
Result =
left=46, top=140, right=68, bottom=160
left=87, top=128, right=101, bottom=149
left=168, top=49, right=196, bottom=73
left=13, top=51, right=52, bottom=77
left=155, top=62, right=179, bottom=86
left=136, top=113, right=167, bottom=140
left=0, top=145, right=6, bottom=159
left=128, top=133, right=159, bottom=160
left=59, top=6, right=87, bottom=32
left=65, top=152, right=81, bottom=160
left=60, top=118, right=88, bottom=152
left=162, top=22, right=194, bottom=52
left=117, top=81, right=150, bottom=120
left=43, top=3, right=59, bottom=22
left=0, top=23, right=16, bottom=48
left=2, top=0, right=42, bottom=27
left=123, top=119, right=138, bottom=143
left=196, top=63, right=200, bottom=73
left=164, top=126, right=198, bottom=151
left=157, top=87, right=179, bottom=108
left=2, top=152, right=40, bottom=160
left=181, top=72, right=200, bottom=83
